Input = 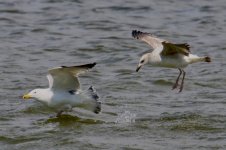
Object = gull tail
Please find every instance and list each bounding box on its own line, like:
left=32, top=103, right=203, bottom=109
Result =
left=199, top=56, right=211, bottom=63
left=204, top=56, right=211, bottom=62
left=188, top=54, right=211, bottom=64
left=87, top=86, right=101, bottom=114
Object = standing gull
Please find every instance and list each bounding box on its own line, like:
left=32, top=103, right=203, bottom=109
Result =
left=132, top=30, right=211, bottom=92
left=23, top=63, right=101, bottom=117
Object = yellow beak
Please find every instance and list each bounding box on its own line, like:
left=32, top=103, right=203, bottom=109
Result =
left=23, top=94, right=32, bottom=100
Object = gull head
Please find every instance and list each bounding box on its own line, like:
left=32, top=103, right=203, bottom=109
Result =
left=23, top=89, right=50, bottom=103
left=23, top=89, right=41, bottom=100
left=136, top=53, right=149, bottom=72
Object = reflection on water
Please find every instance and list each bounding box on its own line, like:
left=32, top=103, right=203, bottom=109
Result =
left=45, top=114, right=103, bottom=125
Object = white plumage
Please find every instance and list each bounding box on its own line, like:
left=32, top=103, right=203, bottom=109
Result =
left=132, top=30, right=211, bottom=92
left=23, top=63, right=101, bottom=116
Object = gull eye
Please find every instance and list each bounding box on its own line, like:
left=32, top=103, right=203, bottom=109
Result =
left=140, top=60, right=144, bottom=63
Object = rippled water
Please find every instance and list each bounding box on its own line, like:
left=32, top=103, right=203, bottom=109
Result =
left=0, top=0, right=226, bottom=149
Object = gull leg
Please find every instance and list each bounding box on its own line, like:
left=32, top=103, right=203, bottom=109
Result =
left=56, top=105, right=72, bottom=117
left=179, top=70, right=186, bottom=92
left=56, top=110, right=64, bottom=117
left=172, top=68, right=182, bottom=90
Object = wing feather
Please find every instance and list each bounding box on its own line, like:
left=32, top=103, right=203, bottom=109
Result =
left=161, top=42, right=190, bottom=56
left=132, top=30, right=191, bottom=56
left=132, top=30, right=165, bottom=49
left=47, top=63, right=96, bottom=91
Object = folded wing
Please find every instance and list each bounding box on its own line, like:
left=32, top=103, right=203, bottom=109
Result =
left=161, top=42, right=190, bottom=56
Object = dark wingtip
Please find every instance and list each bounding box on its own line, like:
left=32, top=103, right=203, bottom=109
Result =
left=94, top=101, right=101, bottom=114
left=79, top=62, right=96, bottom=69
left=132, top=30, right=137, bottom=37
left=132, top=30, right=142, bottom=39
left=89, top=62, right=97, bottom=68
left=184, top=52, right=189, bottom=56
left=132, top=30, right=151, bottom=40
left=184, top=43, right=190, bottom=50
left=62, top=62, right=96, bottom=69
left=88, top=86, right=101, bottom=114
left=181, top=43, right=190, bottom=51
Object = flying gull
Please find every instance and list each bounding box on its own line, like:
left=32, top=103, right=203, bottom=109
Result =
left=23, top=63, right=101, bottom=117
left=132, top=30, right=211, bottom=92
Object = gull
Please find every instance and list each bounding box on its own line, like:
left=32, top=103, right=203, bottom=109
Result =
left=23, top=63, right=101, bottom=117
left=132, top=30, right=211, bottom=92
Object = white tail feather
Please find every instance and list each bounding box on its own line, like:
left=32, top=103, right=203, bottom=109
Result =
left=188, top=54, right=211, bottom=64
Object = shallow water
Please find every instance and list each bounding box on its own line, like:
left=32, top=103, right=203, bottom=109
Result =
left=0, top=0, right=226, bottom=149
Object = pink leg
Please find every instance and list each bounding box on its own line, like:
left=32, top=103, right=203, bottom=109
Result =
left=179, top=69, right=186, bottom=93
left=172, top=68, right=182, bottom=90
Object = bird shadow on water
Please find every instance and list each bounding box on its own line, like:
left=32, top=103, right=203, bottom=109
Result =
left=23, top=105, right=104, bottom=127
left=45, top=114, right=104, bottom=125
left=33, top=114, right=104, bottom=128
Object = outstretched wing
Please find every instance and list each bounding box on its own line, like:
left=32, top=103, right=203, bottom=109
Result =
left=132, top=30, right=166, bottom=49
left=47, top=63, right=96, bottom=91
left=161, top=42, right=190, bottom=56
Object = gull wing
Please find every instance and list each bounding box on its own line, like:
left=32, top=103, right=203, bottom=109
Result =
left=161, top=42, right=190, bottom=56
left=47, top=63, right=96, bottom=91
left=132, top=30, right=166, bottom=50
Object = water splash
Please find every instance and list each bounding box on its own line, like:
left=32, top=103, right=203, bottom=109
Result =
left=115, top=111, right=136, bottom=124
